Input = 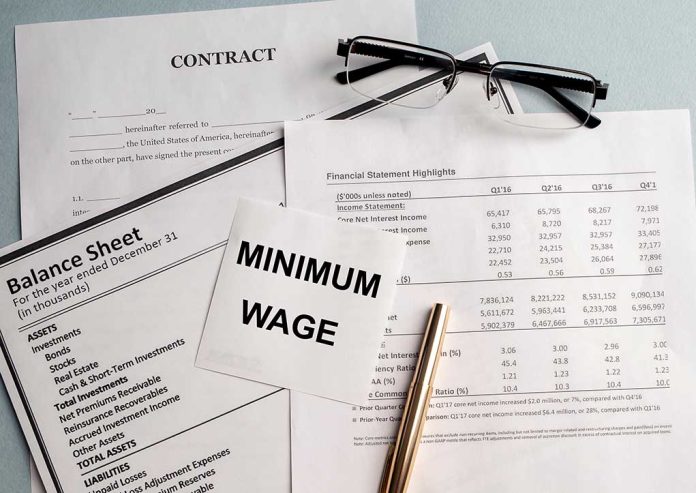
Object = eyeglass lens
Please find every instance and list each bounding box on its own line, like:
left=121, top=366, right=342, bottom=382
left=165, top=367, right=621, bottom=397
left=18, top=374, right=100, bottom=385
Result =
left=486, top=64, right=597, bottom=129
left=346, top=39, right=456, bottom=109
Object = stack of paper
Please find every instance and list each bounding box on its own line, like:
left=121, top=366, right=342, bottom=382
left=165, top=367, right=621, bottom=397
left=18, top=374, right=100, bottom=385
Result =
left=2, top=2, right=694, bottom=493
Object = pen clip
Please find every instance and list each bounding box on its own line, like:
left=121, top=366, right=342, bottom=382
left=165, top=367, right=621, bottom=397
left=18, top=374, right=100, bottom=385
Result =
left=378, top=443, right=395, bottom=493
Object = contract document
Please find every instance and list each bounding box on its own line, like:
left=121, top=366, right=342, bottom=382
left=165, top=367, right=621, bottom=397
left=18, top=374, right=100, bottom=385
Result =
left=5, top=44, right=515, bottom=493
left=15, top=0, right=417, bottom=235
left=284, top=112, right=696, bottom=492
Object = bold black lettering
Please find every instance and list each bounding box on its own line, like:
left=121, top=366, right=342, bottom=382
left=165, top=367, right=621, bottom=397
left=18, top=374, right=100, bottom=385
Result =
left=331, top=265, right=354, bottom=291
left=171, top=55, right=183, bottom=68
left=272, top=250, right=296, bottom=276
left=304, top=258, right=331, bottom=286
left=267, top=308, right=289, bottom=335
left=237, top=241, right=264, bottom=269
left=197, top=53, right=211, bottom=66
left=34, top=269, right=46, bottom=283
left=85, top=244, right=99, bottom=261
left=354, top=270, right=381, bottom=298
left=316, top=319, right=338, bottom=346
left=6, top=278, right=20, bottom=295
left=241, top=299, right=273, bottom=327
left=96, top=240, right=112, bottom=257
left=292, top=314, right=315, bottom=340
left=294, top=254, right=306, bottom=279
left=263, top=247, right=275, bottom=271
left=251, top=49, right=265, bottom=62
left=48, top=263, right=63, bottom=278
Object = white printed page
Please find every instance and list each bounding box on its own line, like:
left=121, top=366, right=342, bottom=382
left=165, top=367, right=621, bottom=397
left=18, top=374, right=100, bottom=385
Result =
left=284, top=112, right=696, bottom=492
left=1, top=135, right=293, bottom=493
left=15, top=0, right=416, bottom=235
left=197, top=198, right=406, bottom=405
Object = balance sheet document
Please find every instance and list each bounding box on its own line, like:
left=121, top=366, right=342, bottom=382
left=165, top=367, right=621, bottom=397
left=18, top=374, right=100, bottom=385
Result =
left=0, top=135, right=291, bottom=493
left=284, top=111, right=696, bottom=492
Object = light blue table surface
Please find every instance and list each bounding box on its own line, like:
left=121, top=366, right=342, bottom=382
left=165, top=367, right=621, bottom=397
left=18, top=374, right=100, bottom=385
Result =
left=1, top=0, right=695, bottom=490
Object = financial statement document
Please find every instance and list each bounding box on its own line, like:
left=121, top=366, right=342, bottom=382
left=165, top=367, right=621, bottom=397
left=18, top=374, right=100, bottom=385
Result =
left=15, top=0, right=416, bottom=235
left=284, top=112, right=696, bottom=492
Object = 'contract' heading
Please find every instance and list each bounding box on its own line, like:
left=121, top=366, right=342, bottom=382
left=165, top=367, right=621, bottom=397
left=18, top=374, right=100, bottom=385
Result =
left=170, top=48, right=277, bottom=68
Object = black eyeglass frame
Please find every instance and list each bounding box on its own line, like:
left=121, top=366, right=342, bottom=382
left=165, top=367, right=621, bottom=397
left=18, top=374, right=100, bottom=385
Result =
left=336, top=36, right=609, bottom=129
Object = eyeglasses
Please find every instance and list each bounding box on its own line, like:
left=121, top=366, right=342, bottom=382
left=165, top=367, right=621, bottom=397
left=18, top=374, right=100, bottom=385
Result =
left=335, top=36, right=609, bottom=129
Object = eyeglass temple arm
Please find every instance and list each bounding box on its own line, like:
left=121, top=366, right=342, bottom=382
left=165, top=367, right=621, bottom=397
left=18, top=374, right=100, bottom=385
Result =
left=445, top=62, right=609, bottom=128
left=454, top=62, right=608, bottom=129
left=481, top=65, right=609, bottom=99
left=338, top=40, right=608, bottom=98
left=335, top=39, right=454, bottom=84
left=486, top=67, right=603, bottom=128
left=335, top=59, right=401, bottom=84
left=546, top=86, right=602, bottom=128
left=336, top=39, right=607, bottom=128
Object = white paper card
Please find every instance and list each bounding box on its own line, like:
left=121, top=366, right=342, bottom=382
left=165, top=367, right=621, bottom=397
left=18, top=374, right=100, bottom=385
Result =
left=196, top=198, right=406, bottom=404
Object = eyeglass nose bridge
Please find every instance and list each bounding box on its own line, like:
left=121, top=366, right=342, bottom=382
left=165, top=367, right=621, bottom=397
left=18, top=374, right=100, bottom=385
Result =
left=439, top=73, right=460, bottom=101
left=482, top=78, right=503, bottom=110
left=482, top=79, right=499, bottom=100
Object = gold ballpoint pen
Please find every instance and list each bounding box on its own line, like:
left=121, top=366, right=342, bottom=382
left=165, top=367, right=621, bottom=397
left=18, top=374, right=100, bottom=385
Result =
left=379, top=303, right=451, bottom=493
